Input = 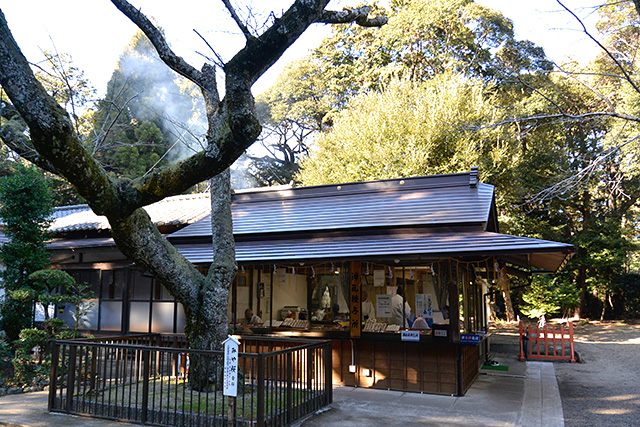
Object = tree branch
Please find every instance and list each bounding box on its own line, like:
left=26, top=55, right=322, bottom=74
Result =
left=221, top=0, right=254, bottom=40
left=633, top=0, right=640, bottom=18
left=557, top=0, right=640, bottom=95
left=0, top=9, right=120, bottom=216
left=495, top=111, right=640, bottom=128
left=193, top=29, right=225, bottom=69
left=225, top=1, right=386, bottom=86
left=3, top=1, right=387, bottom=215
left=317, top=6, right=388, bottom=27
left=523, top=133, right=640, bottom=206
left=110, top=0, right=217, bottom=97
left=0, top=102, right=58, bottom=174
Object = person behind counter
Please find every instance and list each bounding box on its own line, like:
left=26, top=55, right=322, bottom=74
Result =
left=244, top=308, right=263, bottom=324
left=390, top=286, right=412, bottom=328
left=362, top=290, right=375, bottom=320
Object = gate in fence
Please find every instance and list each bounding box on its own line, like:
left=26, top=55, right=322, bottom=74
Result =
left=518, top=321, right=576, bottom=363
left=48, top=334, right=332, bottom=427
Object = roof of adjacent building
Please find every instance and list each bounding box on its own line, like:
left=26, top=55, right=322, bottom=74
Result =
left=49, top=192, right=211, bottom=233
left=170, top=171, right=497, bottom=239
left=2, top=170, right=573, bottom=273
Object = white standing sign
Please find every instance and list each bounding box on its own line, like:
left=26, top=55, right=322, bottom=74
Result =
left=376, top=294, right=392, bottom=317
left=223, top=335, right=241, bottom=397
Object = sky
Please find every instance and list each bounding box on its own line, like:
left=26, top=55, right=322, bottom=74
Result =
left=0, top=0, right=606, bottom=98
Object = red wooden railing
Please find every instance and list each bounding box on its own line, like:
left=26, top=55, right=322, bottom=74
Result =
left=518, top=321, right=576, bottom=363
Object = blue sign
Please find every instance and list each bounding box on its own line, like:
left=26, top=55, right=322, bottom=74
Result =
left=461, top=333, right=481, bottom=344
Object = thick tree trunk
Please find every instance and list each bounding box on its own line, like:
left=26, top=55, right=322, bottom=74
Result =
left=575, top=264, right=587, bottom=318
left=500, top=276, right=516, bottom=322
left=495, top=263, right=516, bottom=322
left=186, top=170, right=237, bottom=390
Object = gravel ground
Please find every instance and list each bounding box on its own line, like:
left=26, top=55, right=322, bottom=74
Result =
left=491, top=320, right=640, bottom=427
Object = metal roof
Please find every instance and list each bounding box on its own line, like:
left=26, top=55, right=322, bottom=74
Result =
left=44, top=230, right=571, bottom=272
left=30, top=171, right=573, bottom=273
left=171, top=172, right=495, bottom=238
left=47, top=237, right=116, bottom=250
left=49, top=193, right=211, bottom=233
left=173, top=230, right=573, bottom=272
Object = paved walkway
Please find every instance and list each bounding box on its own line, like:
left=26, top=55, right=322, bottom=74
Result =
left=300, top=357, right=564, bottom=427
left=0, top=354, right=563, bottom=427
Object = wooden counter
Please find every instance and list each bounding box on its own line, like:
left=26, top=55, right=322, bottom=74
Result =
left=264, top=327, right=481, bottom=396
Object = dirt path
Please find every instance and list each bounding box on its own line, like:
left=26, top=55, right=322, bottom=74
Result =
left=491, top=320, right=640, bottom=427
left=555, top=320, right=640, bottom=427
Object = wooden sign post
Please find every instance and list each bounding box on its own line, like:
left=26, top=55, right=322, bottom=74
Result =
left=223, top=335, right=240, bottom=425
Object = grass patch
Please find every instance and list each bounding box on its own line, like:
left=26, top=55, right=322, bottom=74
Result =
left=82, top=376, right=316, bottom=418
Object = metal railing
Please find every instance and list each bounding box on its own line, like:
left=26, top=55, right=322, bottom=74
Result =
left=49, top=334, right=332, bottom=426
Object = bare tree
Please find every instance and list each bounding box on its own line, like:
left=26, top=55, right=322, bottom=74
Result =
left=0, top=0, right=386, bottom=388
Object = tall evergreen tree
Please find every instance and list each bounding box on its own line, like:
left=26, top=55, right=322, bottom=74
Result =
left=0, top=164, right=53, bottom=341
left=92, top=30, right=203, bottom=178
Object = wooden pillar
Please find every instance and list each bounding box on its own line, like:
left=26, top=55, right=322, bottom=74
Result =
left=350, top=261, right=362, bottom=338
left=448, top=262, right=460, bottom=344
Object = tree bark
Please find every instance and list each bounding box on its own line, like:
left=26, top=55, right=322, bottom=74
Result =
left=574, top=263, right=587, bottom=318
left=500, top=274, right=516, bottom=322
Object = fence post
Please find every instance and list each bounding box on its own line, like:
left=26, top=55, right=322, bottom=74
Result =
left=256, top=354, right=265, bottom=427
left=66, top=345, right=77, bottom=413
left=324, top=343, right=332, bottom=404
left=518, top=321, right=525, bottom=361
left=286, top=351, right=293, bottom=424
left=569, top=322, right=576, bottom=363
left=306, top=348, right=313, bottom=396
left=141, top=349, right=151, bottom=424
left=48, top=341, right=60, bottom=411
left=89, top=345, right=97, bottom=393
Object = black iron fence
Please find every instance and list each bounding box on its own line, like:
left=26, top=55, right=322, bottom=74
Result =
left=48, top=334, right=332, bottom=426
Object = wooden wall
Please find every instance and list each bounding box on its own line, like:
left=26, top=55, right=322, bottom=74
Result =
left=332, top=339, right=466, bottom=395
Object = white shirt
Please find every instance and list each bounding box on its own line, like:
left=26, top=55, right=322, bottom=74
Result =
left=362, top=299, right=375, bottom=320
left=390, top=294, right=411, bottom=327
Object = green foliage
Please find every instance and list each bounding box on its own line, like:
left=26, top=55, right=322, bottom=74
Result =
left=520, top=275, right=580, bottom=319
left=0, top=341, right=11, bottom=359
left=0, top=165, right=53, bottom=340
left=254, top=0, right=550, bottom=187
left=11, top=328, right=50, bottom=386
left=614, top=274, right=640, bottom=317
left=313, top=0, right=550, bottom=91
left=10, top=320, right=85, bottom=387
left=298, top=74, right=511, bottom=185
left=29, top=270, right=76, bottom=294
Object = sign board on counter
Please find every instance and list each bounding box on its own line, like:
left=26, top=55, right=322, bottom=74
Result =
left=434, top=329, right=448, bottom=337
left=401, top=330, right=420, bottom=342
left=460, top=333, right=481, bottom=344
left=373, top=269, right=385, bottom=287
left=376, top=294, right=391, bottom=317
left=223, top=335, right=241, bottom=397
